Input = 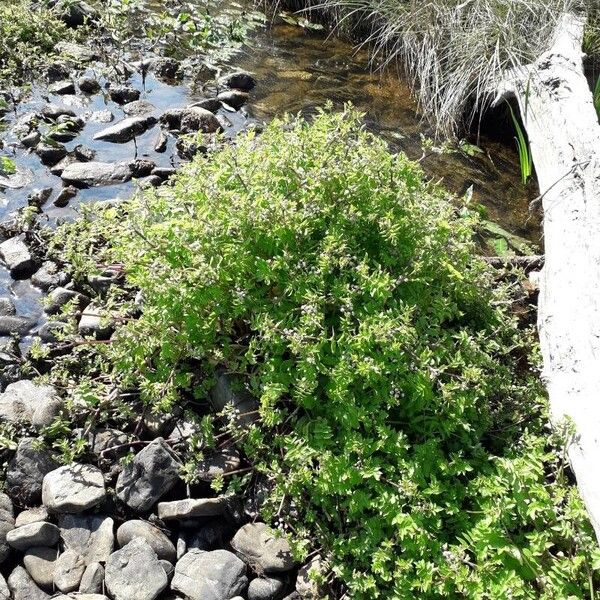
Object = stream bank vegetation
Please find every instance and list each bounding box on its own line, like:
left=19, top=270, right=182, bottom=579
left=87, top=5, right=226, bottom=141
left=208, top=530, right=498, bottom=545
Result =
left=43, top=107, right=600, bottom=598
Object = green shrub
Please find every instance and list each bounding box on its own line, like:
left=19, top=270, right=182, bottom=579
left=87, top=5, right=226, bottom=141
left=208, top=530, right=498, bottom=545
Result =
left=54, top=107, right=599, bottom=598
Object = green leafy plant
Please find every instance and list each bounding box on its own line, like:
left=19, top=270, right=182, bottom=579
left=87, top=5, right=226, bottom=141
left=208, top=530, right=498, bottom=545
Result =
left=594, top=75, right=600, bottom=119
left=508, top=103, right=533, bottom=186
left=52, top=106, right=598, bottom=598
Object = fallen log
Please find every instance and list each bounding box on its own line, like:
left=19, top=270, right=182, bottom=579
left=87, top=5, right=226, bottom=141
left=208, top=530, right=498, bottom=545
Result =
left=483, top=255, right=544, bottom=270
left=496, top=13, right=600, bottom=539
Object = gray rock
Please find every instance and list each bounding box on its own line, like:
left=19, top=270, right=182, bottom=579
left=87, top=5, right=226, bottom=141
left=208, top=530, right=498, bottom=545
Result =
left=210, top=371, right=259, bottom=426
left=154, top=129, right=168, bottom=153
left=86, top=428, right=129, bottom=458
left=0, top=315, right=34, bottom=336
left=6, top=438, right=59, bottom=504
left=0, top=236, right=34, bottom=277
left=78, top=305, right=113, bottom=339
left=36, top=321, right=68, bottom=343
left=130, top=158, right=156, bottom=178
left=54, top=186, right=78, bottom=207
left=79, top=76, right=100, bottom=94
left=15, top=507, right=49, bottom=528
left=155, top=57, right=181, bottom=79
left=116, top=520, right=176, bottom=562
left=41, top=103, right=76, bottom=120
left=59, top=514, right=114, bottom=564
left=217, top=90, right=249, bottom=110
left=93, top=116, right=157, bottom=143
left=172, top=549, right=248, bottom=600
left=231, top=523, right=295, bottom=574
left=116, top=438, right=181, bottom=512
left=0, top=574, right=7, bottom=600
left=21, top=131, right=41, bottom=148
left=295, top=555, right=324, bottom=599
left=180, top=106, right=222, bottom=134
left=61, top=161, right=133, bottom=187
left=168, top=417, right=203, bottom=443
left=0, top=494, right=14, bottom=563
left=190, top=98, right=222, bottom=113
left=0, top=298, right=15, bottom=316
left=49, top=154, right=77, bottom=175
left=8, top=566, right=50, bottom=600
left=55, top=40, right=97, bottom=61
left=36, top=142, right=68, bottom=166
left=248, top=576, right=286, bottom=600
left=123, top=100, right=156, bottom=116
left=79, top=562, right=104, bottom=593
left=7, top=522, right=59, bottom=550
left=157, top=497, right=228, bottom=520
left=86, top=110, right=114, bottom=123
left=196, top=447, right=241, bottom=481
left=45, top=287, right=89, bottom=315
left=105, top=539, right=168, bottom=600
left=109, top=86, right=140, bottom=105
left=54, top=550, right=85, bottom=592
left=73, top=145, right=95, bottom=161
left=0, top=380, right=62, bottom=428
left=50, top=0, right=98, bottom=27
left=49, top=80, right=76, bottom=95
left=32, top=261, right=70, bottom=291
left=219, top=71, right=256, bottom=91
left=23, top=546, right=58, bottom=589
left=42, top=464, right=106, bottom=513
left=28, top=187, right=53, bottom=207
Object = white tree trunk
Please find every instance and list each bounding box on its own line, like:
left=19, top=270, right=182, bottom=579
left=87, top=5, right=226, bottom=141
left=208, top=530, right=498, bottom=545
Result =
left=502, top=13, right=600, bottom=540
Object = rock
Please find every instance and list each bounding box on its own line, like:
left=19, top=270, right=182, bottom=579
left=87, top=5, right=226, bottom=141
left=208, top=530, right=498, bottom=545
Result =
left=0, top=315, right=35, bottom=336
left=28, top=187, right=53, bottom=207
left=248, top=576, right=286, bottom=600
left=59, top=514, right=114, bottom=564
left=49, top=80, right=76, bottom=95
left=86, top=428, right=129, bottom=457
left=32, top=261, right=70, bottom=291
left=73, top=145, right=95, bottom=162
left=191, top=98, right=222, bottom=113
left=21, top=130, right=41, bottom=148
left=7, top=522, right=59, bottom=550
left=36, top=321, right=67, bottom=343
left=295, top=555, right=324, bottom=599
left=41, top=104, right=76, bottom=121
left=35, top=142, right=67, bottom=166
left=123, top=100, right=156, bottom=116
left=0, top=381, right=62, bottom=428
left=172, top=549, right=248, bottom=600
left=154, top=129, right=168, bottom=153
left=61, top=161, right=133, bottom=187
left=231, top=523, right=295, bottom=574
left=210, top=371, right=259, bottom=426
left=6, top=438, right=59, bottom=505
left=42, top=464, right=106, bottom=513
left=15, top=507, right=49, bottom=528
left=217, top=90, right=249, bottom=109
left=219, top=71, right=256, bottom=91
left=109, top=86, right=140, bottom=105
left=54, top=186, right=78, bottom=207
left=0, top=574, right=7, bottom=600
left=157, top=497, right=228, bottom=520
left=54, top=550, right=86, bottom=592
left=45, top=287, right=89, bottom=315
left=116, top=520, right=176, bottom=562
left=0, top=298, right=15, bottom=316
left=155, top=58, right=181, bottom=79
left=45, top=61, right=71, bottom=82
left=0, top=494, right=14, bottom=563
left=184, top=520, right=229, bottom=552
left=93, top=116, right=157, bottom=143
left=138, top=175, right=162, bottom=189
left=78, top=76, right=100, bottom=94
left=130, top=158, right=156, bottom=178
left=168, top=417, right=203, bottom=443
left=196, top=447, right=241, bottom=481
left=79, top=562, right=104, bottom=593
left=23, top=546, right=58, bottom=589
left=78, top=305, right=113, bottom=339
left=55, top=41, right=97, bottom=62
left=49, top=154, right=78, bottom=176
left=0, top=236, right=34, bottom=277
left=116, top=438, right=181, bottom=512
left=105, top=539, right=168, bottom=600
left=86, top=110, right=114, bottom=123
left=8, top=566, right=50, bottom=600
left=50, top=0, right=98, bottom=28
left=180, top=106, right=222, bottom=134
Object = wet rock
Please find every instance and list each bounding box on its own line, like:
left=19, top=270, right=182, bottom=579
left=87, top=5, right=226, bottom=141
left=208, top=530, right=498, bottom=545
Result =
left=61, top=161, right=133, bottom=187
left=45, top=61, right=71, bottom=82
left=79, top=562, right=104, bottom=593
left=155, top=57, right=181, bottom=79
left=248, top=576, right=286, bottom=600
left=73, top=145, right=96, bottom=162
left=78, top=76, right=101, bottom=94
left=231, top=523, right=295, bottom=574
left=0, top=380, right=62, bottom=427
left=157, top=497, right=228, bottom=520
left=59, top=514, right=114, bottom=564
left=109, top=85, right=140, bottom=105
left=219, top=71, right=256, bottom=91
left=21, top=131, right=41, bottom=148
left=197, top=447, right=241, bottom=481
left=0, top=236, right=34, bottom=276
left=6, top=438, right=59, bottom=505
left=154, top=129, right=168, bottom=153
left=54, top=186, right=78, bottom=207
left=0, top=494, right=14, bottom=563
left=86, top=110, right=114, bottom=124
left=55, top=41, right=97, bottom=62
left=49, top=80, right=76, bottom=95
left=42, top=463, right=106, bottom=513
left=32, top=261, right=70, bottom=291
left=35, top=142, right=67, bottom=166
left=217, top=90, right=249, bottom=109
left=8, top=566, right=50, bottom=600
left=139, top=175, right=162, bottom=189
left=105, top=539, right=168, bottom=600
left=115, top=438, right=181, bottom=512
left=78, top=304, right=114, bottom=339
left=123, top=100, right=156, bottom=116
left=50, top=0, right=98, bottom=28
left=54, top=550, right=85, bottom=592
left=23, top=546, right=58, bottom=589
left=28, top=187, right=53, bottom=208
left=130, top=158, right=156, bottom=178
left=0, top=298, right=15, bottom=316
left=45, top=286, right=90, bottom=315
left=151, top=166, right=177, bottom=180
left=116, top=520, right=176, bottom=562
left=0, top=315, right=35, bottom=336
left=172, top=549, right=248, bottom=600
left=15, top=507, right=48, bottom=528
left=7, top=522, right=59, bottom=550
left=41, top=104, right=76, bottom=121
left=180, top=106, right=222, bottom=134
left=49, top=154, right=78, bottom=176
left=93, top=115, right=157, bottom=143
left=191, top=98, right=222, bottom=113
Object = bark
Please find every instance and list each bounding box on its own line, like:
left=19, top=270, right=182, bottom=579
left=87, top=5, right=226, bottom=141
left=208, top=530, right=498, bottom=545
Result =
left=499, top=13, right=600, bottom=540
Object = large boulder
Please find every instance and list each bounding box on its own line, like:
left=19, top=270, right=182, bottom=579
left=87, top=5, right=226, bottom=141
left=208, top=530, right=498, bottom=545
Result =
left=116, top=438, right=181, bottom=512
left=116, top=520, right=176, bottom=562
left=58, top=514, right=114, bottom=565
left=42, top=464, right=106, bottom=513
left=105, top=539, right=168, bottom=600
left=172, top=549, right=248, bottom=600
left=0, top=381, right=62, bottom=428
left=6, top=438, right=59, bottom=505
left=61, top=162, right=132, bottom=187
left=231, top=523, right=296, bottom=574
